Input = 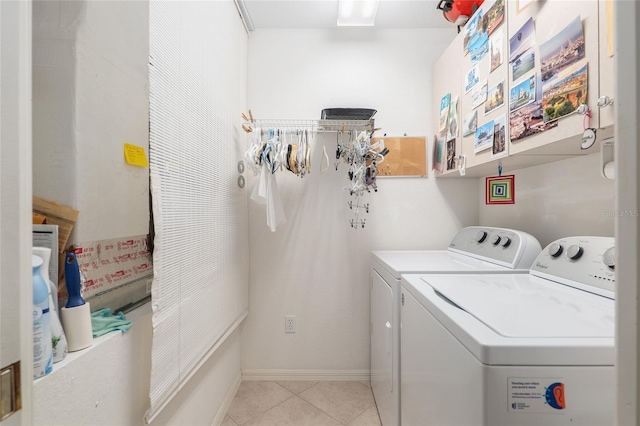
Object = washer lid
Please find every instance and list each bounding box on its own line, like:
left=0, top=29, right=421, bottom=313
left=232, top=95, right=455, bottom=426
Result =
left=423, top=274, right=615, bottom=338
left=372, top=251, right=514, bottom=279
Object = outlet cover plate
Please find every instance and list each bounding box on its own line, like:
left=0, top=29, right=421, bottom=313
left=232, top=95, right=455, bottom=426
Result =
left=285, top=315, right=296, bottom=333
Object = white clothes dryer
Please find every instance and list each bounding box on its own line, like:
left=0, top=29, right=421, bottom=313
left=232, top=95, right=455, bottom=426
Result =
left=401, top=236, right=615, bottom=426
left=370, top=226, right=541, bottom=426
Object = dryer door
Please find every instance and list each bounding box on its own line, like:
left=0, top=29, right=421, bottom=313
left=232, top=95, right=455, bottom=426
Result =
left=371, top=271, right=394, bottom=425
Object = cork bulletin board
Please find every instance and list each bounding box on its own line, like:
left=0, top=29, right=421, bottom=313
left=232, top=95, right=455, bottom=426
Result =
left=372, top=136, right=427, bottom=177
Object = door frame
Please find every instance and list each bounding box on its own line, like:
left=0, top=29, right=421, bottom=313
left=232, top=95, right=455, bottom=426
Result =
left=615, top=2, right=640, bottom=425
left=0, top=1, right=637, bottom=425
left=0, top=0, right=33, bottom=423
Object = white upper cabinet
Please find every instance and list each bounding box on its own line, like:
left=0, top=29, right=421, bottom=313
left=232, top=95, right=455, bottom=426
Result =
left=433, top=31, right=464, bottom=176
left=597, top=0, right=615, bottom=129
left=459, top=0, right=508, bottom=170
left=507, top=0, right=600, bottom=156
left=433, top=0, right=614, bottom=177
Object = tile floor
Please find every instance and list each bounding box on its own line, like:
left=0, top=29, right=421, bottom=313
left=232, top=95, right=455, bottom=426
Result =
left=223, top=381, right=382, bottom=426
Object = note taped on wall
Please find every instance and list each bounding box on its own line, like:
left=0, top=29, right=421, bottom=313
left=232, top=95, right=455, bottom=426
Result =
left=124, top=143, right=149, bottom=167
left=372, top=137, right=427, bottom=177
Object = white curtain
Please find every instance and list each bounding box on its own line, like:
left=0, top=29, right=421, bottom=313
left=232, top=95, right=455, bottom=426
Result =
left=146, top=1, right=249, bottom=422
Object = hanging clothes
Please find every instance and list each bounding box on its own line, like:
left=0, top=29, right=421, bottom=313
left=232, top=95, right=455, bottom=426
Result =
left=251, top=160, right=287, bottom=232
left=242, top=121, right=384, bottom=230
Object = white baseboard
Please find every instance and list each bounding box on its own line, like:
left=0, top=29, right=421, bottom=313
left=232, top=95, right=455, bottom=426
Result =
left=212, top=370, right=242, bottom=426
left=241, top=369, right=371, bottom=382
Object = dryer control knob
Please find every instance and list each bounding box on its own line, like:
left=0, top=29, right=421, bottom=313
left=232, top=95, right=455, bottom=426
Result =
left=567, top=245, right=584, bottom=260
left=548, top=243, right=563, bottom=257
left=476, top=231, right=488, bottom=243
left=491, top=235, right=501, bottom=245
left=602, top=247, right=615, bottom=269
left=501, top=237, right=512, bottom=248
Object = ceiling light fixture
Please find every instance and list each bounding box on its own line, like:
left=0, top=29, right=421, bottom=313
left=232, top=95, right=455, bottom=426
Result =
left=337, top=0, right=381, bottom=27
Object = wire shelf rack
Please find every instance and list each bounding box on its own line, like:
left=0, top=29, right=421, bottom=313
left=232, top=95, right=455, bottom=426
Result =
left=248, top=119, right=374, bottom=132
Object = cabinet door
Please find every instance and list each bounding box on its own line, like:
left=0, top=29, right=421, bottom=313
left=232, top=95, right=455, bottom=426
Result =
left=597, top=0, right=615, bottom=128
left=433, top=33, right=463, bottom=177
left=508, top=0, right=600, bottom=156
left=460, top=0, right=509, bottom=169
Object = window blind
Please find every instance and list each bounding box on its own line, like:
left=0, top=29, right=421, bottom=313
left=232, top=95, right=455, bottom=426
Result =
left=146, top=0, right=248, bottom=422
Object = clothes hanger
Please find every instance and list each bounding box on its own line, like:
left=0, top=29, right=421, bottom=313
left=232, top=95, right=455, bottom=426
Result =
left=305, top=130, right=311, bottom=174
left=321, top=142, right=329, bottom=174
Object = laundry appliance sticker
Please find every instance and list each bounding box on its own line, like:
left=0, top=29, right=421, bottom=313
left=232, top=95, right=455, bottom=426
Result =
left=508, top=378, right=566, bottom=413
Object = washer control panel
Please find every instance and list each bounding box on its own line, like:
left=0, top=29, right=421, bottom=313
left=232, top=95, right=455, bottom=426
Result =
left=531, top=236, right=615, bottom=296
left=448, top=226, right=541, bottom=269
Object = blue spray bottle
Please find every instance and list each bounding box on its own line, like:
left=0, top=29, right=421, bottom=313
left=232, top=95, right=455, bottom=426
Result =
left=32, top=255, right=53, bottom=379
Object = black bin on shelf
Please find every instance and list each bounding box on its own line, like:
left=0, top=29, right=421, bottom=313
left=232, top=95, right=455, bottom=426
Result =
left=320, top=108, right=376, bottom=120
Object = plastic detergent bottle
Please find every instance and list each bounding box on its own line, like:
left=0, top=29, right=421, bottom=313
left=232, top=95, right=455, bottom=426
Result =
left=32, top=254, right=53, bottom=379
left=33, top=247, right=67, bottom=363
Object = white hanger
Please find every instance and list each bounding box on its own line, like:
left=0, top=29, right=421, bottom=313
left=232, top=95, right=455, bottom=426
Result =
left=321, top=144, right=329, bottom=173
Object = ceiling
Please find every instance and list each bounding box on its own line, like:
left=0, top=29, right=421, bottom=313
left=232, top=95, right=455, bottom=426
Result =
left=241, top=0, right=454, bottom=29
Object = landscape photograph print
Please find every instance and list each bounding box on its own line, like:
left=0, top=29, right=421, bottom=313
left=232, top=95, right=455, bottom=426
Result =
left=490, top=29, right=504, bottom=73
left=485, top=81, right=505, bottom=115
left=462, top=110, right=478, bottom=137
left=492, top=115, right=507, bottom=158
left=464, top=10, right=489, bottom=63
left=510, top=75, right=558, bottom=142
left=540, top=16, right=585, bottom=82
left=509, top=75, right=536, bottom=112
left=542, top=60, right=588, bottom=122
left=475, top=120, right=495, bottom=152
left=485, top=0, right=505, bottom=36
left=510, top=18, right=536, bottom=81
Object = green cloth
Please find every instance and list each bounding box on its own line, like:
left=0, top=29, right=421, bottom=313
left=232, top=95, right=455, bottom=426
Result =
left=91, top=308, right=133, bottom=337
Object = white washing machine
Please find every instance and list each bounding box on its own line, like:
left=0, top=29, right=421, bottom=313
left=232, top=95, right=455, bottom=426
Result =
left=401, top=236, right=615, bottom=426
left=370, top=226, right=541, bottom=426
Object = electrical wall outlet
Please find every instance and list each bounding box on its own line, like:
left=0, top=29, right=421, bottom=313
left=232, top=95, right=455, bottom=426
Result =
left=285, top=315, right=296, bottom=333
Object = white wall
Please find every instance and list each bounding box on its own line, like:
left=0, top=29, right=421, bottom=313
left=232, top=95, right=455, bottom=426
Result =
left=241, top=29, right=479, bottom=373
left=33, top=307, right=241, bottom=426
left=33, top=0, right=150, bottom=244
left=32, top=1, right=248, bottom=424
left=32, top=0, right=82, bottom=210
left=478, top=153, right=615, bottom=247
left=33, top=308, right=153, bottom=425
